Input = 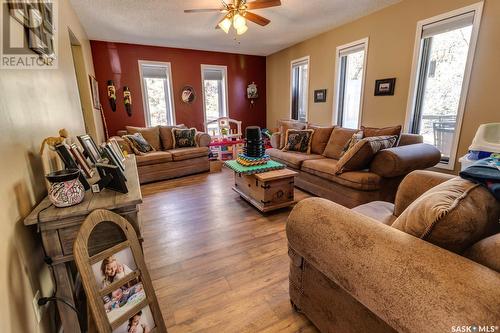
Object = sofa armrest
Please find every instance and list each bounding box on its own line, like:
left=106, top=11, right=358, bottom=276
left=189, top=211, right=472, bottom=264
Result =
left=271, top=132, right=281, bottom=149
left=393, top=170, right=454, bottom=216
left=287, top=198, right=500, bottom=333
left=370, top=143, right=441, bottom=178
left=196, top=132, right=211, bottom=147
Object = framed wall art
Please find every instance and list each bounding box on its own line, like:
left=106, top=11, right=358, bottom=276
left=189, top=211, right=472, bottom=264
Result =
left=374, top=78, right=396, bottom=96
left=314, top=89, right=327, bottom=103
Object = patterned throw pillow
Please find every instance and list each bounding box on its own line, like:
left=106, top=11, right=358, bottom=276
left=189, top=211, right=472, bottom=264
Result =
left=122, top=133, right=155, bottom=155
left=282, top=129, right=314, bottom=154
left=341, top=130, right=364, bottom=156
left=172, top=128, right=197, bottom=148
left=333, top=135, right=397, bottom=174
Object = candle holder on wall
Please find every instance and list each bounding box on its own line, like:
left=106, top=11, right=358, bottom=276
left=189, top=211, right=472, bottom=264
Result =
left=123, top=86, right=132, bottom=117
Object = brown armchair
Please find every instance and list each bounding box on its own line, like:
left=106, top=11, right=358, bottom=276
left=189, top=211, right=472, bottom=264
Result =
left=287, top=170, right=500, bottom=333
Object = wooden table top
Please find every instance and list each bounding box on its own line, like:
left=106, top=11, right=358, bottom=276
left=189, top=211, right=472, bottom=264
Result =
left=254, top=168, right=298, bottom=182
left=24, top=155, right=142, bottom=225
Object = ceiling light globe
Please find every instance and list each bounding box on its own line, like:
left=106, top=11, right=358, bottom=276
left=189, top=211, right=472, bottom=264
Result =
left=233, top=13, right=246, bottom=30
left=236, top=24, right=248, bottom=35
left=218, top=17, right=231, bottom=33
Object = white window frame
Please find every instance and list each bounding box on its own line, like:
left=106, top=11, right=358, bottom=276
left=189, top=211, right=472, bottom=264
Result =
left=333, top=37, right=369, bottom=128
left=201, top=64, right=229, bottom=131
left=289, top=56, right=310, bottom=122
left=404, top=2, right=483, bottom=170
left=138, top=60, right=176, bottom=126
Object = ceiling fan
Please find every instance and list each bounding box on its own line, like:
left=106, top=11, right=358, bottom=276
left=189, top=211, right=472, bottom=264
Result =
left=184, top=0, right=281, bottom=35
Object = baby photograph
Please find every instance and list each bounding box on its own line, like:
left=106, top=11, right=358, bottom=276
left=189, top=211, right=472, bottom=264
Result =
left=92, top=247, right=137, bottom=289
left=113, top=305, right=155, bottom=333
left=103, top=279, right=147, bottom=323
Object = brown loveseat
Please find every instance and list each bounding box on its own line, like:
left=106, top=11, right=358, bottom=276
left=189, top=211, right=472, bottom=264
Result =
left=267, top=121, right=441, bottom=207
left=287, top=170, right=500, bottom=333
left=114, top=125, right=211, bottom=184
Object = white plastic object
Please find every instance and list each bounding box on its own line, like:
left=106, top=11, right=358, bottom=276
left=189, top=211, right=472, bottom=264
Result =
left=459, top=154, right=476, bottom=171
left=469, top=123, right=500, bottom=153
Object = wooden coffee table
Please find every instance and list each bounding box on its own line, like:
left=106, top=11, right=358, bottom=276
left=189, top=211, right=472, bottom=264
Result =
left=232, top=168, right=298, bottom=212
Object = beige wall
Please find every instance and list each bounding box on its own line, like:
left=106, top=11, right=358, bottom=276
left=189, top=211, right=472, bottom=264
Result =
left=0, top=1, right=96, bottom=331
left=266, top=0, right=500, bottom=173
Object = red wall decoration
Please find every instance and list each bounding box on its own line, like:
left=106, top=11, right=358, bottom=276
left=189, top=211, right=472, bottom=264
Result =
left=90, top=41, right=267, bottom=136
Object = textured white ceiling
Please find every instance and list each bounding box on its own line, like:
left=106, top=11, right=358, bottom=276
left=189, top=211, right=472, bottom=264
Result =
left=69, top=0, right=401, bottom=56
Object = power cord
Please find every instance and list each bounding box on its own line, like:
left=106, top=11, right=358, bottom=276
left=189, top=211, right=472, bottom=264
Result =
left=37, top=203, right=82, bottom=330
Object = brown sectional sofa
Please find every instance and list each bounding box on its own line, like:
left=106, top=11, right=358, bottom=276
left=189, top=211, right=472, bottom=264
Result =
left=114, top=125, right=211, bottom=184
left=287, top=170, right=500, bottom=333
left=267, top=121, right=441, bottom=207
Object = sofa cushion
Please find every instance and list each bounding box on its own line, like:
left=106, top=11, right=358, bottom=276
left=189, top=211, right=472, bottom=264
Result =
left=122, top=133, right=155, bottom=155
left=282, top=129, right=314, bottom=154
left=307, top=125, right=335, bottom=155
left=323, top=127, right=358, bottom=160
left=126, top=126, right=161, bottom=151
left=168, top=147, right=209, bottom=161
left=392, top=177, right=500, bottom=253
left=361, top=125, right=402, bottom=138
left=278, top=120, right=307, bottom=149
left=136, top=151, right=173, bottom=167
left=463, top=234, right=500, bottom=272
left=334, top=136, right=398, bottom=174
left=340, top=130, right=364, bottom=156
left=301, top=159, right=381, bottom=190
left=266, top=148, right=324, bottom=169
left=352, top=201, right=396, bottom=225
left=159, top=124, right=186, bottom=150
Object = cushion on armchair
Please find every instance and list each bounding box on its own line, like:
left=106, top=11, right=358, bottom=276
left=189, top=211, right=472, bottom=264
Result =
left=278, top=120, right=307, bottom=149
left=126, top=126, right=161, bottom=151
left=282, top=129, right=314, bottom=153
left=122, top=133, right=155, bottom=155
left=392, top=177, right=500, bottom=253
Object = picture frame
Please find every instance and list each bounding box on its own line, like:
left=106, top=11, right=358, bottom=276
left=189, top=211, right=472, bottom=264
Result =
left=78, top=134, right=102, bottom=164
left=69, top=144, right=95, bottom=178
left=374, top=78, right=396, bottom=96
left=95, top=163, right=128, bottom=193
left=74, top=210, right=167, bottom=333
left=90, top=75, right=101, bottom=110
left=55, top=144, right=90, bottom=190
left=109, top=138, right=126, bottom=163
left=314, top=89, right=327, bottom=103
left=181, top=86, right=195, bottom=104
left=103, top=143, right=125, bottom=172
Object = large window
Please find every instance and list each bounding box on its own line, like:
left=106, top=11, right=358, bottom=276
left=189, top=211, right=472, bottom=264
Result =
left=334, top=39, right=368, bottom=129
left=139, top=61, right=175, bottom=126
left=201, top=65, right=228, bottom=134
left=290, top=57, right=309, bottom=122
left=406, top=4, right=483, bottom=169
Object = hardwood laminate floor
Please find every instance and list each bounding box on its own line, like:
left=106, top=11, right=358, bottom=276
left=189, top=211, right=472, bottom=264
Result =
left=140, top=168, right=318, bottom=333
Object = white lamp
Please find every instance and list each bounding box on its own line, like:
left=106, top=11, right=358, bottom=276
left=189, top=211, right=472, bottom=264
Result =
left=236, top=24, right=248, bottom=35
left=218, top=17, right=231, bottom=34
left=233, top=13, right=246, bottom=30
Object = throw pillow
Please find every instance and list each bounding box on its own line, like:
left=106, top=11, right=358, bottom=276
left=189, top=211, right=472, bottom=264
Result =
left=159, top=124, right=186, bottom=150
left=392, top=177, right=500, bottom=253
left=333, top=135, right=397, bottom=174
left=361, top=125, right=402, bottom=139
left=307, top=125, right=335, bottom=155
left=122, top=133, right=155, bottom=155
left=282, top=129, right=314, bottom=154
left=126, top=126, right=161, bottom=151
left=341, top=130, right=364, bottom=156
left=278, top=120, right=307, bottom=149
left=172, top=128, right=197, bottom=148
left=322, top=127, right=358, bottom=160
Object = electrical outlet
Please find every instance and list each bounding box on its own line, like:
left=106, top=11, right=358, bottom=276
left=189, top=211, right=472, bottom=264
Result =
left=32, top=290, right=42, bottom=323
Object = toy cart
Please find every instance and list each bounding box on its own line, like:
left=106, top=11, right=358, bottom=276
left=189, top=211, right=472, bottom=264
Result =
left=206, top=117, right=244, bottom=160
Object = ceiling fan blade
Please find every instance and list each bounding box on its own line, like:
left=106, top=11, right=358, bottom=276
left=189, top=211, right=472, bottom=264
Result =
left=244, top=11, right=270, bottom=26
left=246, top=0, right=281, bottom=10
left=184, top=8, right=222, bottom=13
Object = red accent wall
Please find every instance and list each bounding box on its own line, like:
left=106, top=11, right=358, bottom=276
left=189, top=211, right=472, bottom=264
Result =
left=90, top=41, right=266, bottom=136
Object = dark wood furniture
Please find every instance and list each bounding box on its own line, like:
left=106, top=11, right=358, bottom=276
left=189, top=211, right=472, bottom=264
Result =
left=24, top=155, right=142, bottom=333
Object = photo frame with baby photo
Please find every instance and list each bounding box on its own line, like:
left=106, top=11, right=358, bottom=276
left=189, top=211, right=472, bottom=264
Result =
left=74, top=209, right=167, bottom=333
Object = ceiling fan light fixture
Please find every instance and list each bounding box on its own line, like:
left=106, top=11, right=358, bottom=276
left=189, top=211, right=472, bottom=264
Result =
left=232, top=13, right=246, bottom=30
left=236, top=24, right=248, bottom=35
left=218, top=17, right=232, bottom=33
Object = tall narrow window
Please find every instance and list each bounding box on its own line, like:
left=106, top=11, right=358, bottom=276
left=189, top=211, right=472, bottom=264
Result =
left=406, top=4, right=482, bottom=169
left=335, top=39, right=368, bottom=129
left=201, top=65, right=228, bottom=134
left=139, top=61, right=175, bottom=126
left=290, top=57, right=309, bottom=122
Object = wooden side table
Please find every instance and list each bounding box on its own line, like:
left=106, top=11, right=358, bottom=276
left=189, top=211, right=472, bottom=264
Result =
left=232, top=168, right=298, bottom=212
left=24, top=155, right=143, bottom=333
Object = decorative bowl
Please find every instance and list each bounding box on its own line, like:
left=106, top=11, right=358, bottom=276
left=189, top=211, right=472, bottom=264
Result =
left=46, top=169, right=85, bottom=208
